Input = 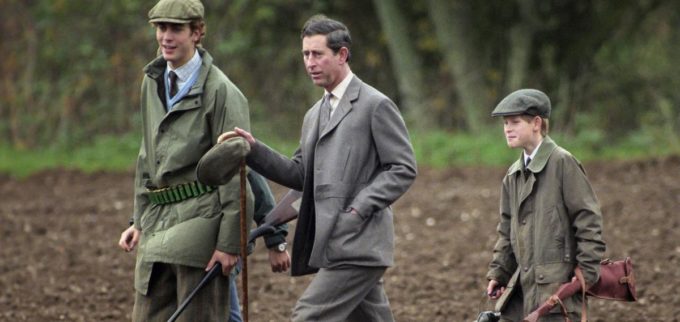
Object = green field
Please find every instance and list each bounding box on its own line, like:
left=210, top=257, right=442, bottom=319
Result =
left=2, top=127, right=676, bottom=178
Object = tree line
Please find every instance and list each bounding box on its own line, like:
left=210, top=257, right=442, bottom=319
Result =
left=1, top=0, right=679, bottom=149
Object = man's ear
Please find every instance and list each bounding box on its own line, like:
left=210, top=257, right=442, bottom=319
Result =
left=338, top=47, right=349, bottom=63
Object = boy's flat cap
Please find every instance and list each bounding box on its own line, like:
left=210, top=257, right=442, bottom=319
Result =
left=491, top=89, right=551, bottom=118
left=148, top=0, right=204, bottom=24
left=196, top=137, right=250, bottom=186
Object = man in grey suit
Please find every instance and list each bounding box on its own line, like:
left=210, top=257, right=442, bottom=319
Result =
left=220, top=14, right=416, bottom=321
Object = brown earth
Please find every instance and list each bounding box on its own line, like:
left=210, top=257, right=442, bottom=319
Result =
left=1, top=156, right=679, bottom=322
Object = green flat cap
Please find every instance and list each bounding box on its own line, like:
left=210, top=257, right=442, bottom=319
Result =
left=491, top=89, right=551, bottom=118
left=196, top=137, right=250, bottom=186
left=148, top=0, right=204, bottom=24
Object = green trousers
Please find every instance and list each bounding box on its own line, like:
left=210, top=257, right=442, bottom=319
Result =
left=132, top=262, right=231, bottom=322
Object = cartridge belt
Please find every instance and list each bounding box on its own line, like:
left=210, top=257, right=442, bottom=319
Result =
left=147, top=181, right=215, bottom=205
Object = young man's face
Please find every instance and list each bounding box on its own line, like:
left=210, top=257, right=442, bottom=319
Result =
left=502, top=115, right=541, bottom=150
left=302, top=34, right=348, bottom=91
left=155, top=22, right=199, bottom=69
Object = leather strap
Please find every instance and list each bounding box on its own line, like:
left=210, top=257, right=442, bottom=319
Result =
left=574, top=266, right=588, bottom=322
left=549, top=295, right=572, bottom=322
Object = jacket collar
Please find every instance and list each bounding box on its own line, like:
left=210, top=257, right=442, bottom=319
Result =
left=143, top=48, right=212, bottom=112
left=319, top=75, right=361, bottom=138
left=508, top=136, right=557, bottom=175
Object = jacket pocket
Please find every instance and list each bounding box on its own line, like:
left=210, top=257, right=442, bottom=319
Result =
left=315, top=183, right=366, bottom=200
left=331, top=210, right=365, bottom=239
left=144, top=215, right=221, bottom=266
left=535, top=262, right=578, bottom=313
left=174, top=190, right=222, bottom=223
left=326, top=209, right=367, bottom=262
left=538, top=206, right=565, bottom=263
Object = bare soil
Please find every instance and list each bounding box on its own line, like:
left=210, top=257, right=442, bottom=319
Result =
left=1, top=156, right=678, bottom=321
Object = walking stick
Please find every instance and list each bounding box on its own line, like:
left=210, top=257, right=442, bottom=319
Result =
left=239, top=159, right=249, bottom=322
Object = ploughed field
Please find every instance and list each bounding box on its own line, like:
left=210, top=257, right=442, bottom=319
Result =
left=1, top=156, right=678, bottom=321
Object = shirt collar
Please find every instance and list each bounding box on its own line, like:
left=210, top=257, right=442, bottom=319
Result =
left=324, top=72, right=354, bottom=108
left=508, top=136, right=557, bottom=175
left=524, top=139, right=543, bottom=165
left=167, top=49, right=201, bottom=82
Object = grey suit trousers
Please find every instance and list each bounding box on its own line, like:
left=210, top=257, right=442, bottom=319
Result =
left=292, top=266, right=394, bottom=322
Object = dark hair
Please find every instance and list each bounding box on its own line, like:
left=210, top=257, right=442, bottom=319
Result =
left=301, top=14, right=352, bottom=62
left=189, top=19, right=206, bottom=45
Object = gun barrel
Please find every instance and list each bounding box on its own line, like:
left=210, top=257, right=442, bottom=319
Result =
left=167, top=263, right=222, bottom=322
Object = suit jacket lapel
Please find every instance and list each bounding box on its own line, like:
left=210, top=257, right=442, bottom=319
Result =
left=319, top=76, right=361, bottom=139
left=292, top=98, right=323, bottom=276
left=303, top=100, right=323, bottom=159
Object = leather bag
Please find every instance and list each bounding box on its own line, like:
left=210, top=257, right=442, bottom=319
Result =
left=584, top=257, right=637, bottom=301
left=523, top=257, right=637, bottom=322
left=571, top=257, right=638, bottom=322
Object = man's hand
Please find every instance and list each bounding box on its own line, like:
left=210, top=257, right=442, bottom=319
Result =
left=487, top=279, right=505, bottom=299
left=268, top=249, right=291, bottom=273
left=206, top=250, right=239, bottom=276
left=218, top=127, right=256, bottom=146
left=118, top=225, right=141, bottom=252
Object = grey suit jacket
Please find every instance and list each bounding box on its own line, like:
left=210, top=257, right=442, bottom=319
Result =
left=247, top=76, right=417, bottom=276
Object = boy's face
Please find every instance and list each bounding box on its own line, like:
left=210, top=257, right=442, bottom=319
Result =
left=155, top=22, right=199, bottom=69
left=502, top=115, right=541, bottom=150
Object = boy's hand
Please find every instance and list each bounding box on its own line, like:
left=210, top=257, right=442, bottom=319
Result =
left=487, top=280, right=505, bottom=299
left=206, top=250, right=239, bottom=276
left=118, top=225, right=140, bottom=252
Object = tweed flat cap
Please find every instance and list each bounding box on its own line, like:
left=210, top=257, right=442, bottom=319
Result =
left=196, top=137, right=250, bottom=186
left=148, top=0, right=204, bottom=24
left=491, top=89, right=551, bottom=118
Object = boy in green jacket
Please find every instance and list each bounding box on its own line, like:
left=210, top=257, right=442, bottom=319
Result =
left=485, top=89, right=606, bottom=321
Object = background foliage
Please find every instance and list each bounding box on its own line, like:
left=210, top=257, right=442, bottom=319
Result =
left=1, top=0, right=679, bottom=170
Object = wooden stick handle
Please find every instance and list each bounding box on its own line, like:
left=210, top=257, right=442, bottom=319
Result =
left=239, top=159, right=248, bottom=322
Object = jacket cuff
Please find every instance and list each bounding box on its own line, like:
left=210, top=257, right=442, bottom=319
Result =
left=486, top=270, right=510, bottom=285
left=216, top=244, right=242, bottom=255
left=263, top=233, right=286, bottom=249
